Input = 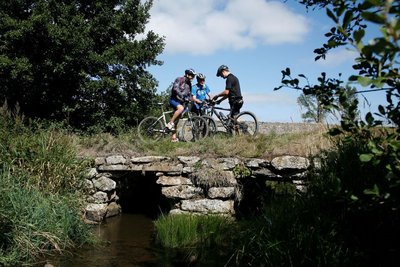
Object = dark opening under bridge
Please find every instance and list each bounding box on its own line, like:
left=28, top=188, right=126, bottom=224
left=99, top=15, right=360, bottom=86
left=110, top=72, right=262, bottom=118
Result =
left=84, top=154, right=312, bottom=223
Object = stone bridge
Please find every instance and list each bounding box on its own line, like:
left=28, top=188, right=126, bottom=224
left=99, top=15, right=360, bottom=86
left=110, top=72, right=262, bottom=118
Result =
left=84, top=154, right=312, bottom=223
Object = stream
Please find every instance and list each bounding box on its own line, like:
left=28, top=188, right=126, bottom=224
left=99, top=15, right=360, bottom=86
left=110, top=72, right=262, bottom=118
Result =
left=39, top=213, right=164, bottom=267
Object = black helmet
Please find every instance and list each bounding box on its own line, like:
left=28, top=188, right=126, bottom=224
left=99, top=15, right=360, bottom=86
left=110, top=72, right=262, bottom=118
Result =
left=197, top=73, right=206, bottom=80
left=216, top=65, right=229, bottom=77
left=185, top=68, right=196, bottom=76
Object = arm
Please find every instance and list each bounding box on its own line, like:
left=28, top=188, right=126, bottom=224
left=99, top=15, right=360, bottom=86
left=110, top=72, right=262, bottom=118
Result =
left=213, top=89, right=229, bottom=103
left=191, top=85, right=203, bottom=104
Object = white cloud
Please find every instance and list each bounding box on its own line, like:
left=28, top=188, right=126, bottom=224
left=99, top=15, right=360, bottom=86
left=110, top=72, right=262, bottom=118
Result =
left=147, top=0, right=310, bottom=55
left=315, top=48, right=358, bottom=67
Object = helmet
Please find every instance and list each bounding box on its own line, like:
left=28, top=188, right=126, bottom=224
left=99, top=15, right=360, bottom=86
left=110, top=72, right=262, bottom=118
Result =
left=216, top=65, right=229, bottom=77
left=185, top=68, right=196, bottom=76
left=197, top=73, right=206, bottom=80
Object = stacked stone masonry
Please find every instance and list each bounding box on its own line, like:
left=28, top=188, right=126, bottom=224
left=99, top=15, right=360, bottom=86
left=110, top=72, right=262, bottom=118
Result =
left=84, top=154, right=311, bottom=223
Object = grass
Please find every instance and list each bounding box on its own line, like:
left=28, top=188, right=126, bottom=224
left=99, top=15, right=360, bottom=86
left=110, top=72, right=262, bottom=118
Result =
left=0, top=108, right=94, bottom=266
left=154, top=214, right=234, bottom=248
left=74, top=125, right=332, bottom=159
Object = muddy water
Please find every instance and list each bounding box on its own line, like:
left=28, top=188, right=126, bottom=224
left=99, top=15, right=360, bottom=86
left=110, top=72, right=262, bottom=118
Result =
left=43, top=214, right=162, bottom=267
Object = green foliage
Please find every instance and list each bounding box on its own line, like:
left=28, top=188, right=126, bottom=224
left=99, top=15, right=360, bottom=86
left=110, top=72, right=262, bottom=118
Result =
left=265, top=181, right=297, bottom=195
left=0, top=0, right=165, bottom=130
left=297, top=85, right=358, bottom=123
left=154, top=214, right=236, bottom=266
left=0, top=106, right=90, bottom=194
left=233, top=163, right=251, bottom=178
left=0, top=169, right=91, bottom=266
left=155, top=214, right=233, bottom=248
left=268, top=0, right=400, bottom=265
left=0, top=107, right=93, bottom=265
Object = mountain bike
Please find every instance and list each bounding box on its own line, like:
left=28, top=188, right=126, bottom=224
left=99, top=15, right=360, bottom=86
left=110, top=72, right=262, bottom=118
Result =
left=137, top=102, right=209, bottom=142
left=200, top=99, right=259, bottom=136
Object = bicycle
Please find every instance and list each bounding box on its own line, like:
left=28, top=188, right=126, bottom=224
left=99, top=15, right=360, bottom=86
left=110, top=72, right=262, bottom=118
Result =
left=200, top=99, right=259, bottom=136
left=137, top=102, right=209, bottom=142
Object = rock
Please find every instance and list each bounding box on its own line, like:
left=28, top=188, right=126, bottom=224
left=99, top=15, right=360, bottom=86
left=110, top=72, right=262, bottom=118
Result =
left=106, top=155, right=126, bottom=165
left=271, top=156, right=310, bottom=171
left=92, top=191, right=108, bottom=203
left=218, top=158, right=241, bottom=170
left=161, top=185, right=203, bottom=199
left=181, top=199, right=235, bottom=214
left=131, top=156, right=170, bottom=163
left=156, top=175, right=193, bottom=186
left=178, top=156, right=201, bottom=166
left=93, top=176, right=116, bottom=191
left=85, top=203, right=107, bottom=222
left=245, top=158, right=268, bottom=168
left=98, top=164, right=129, bottom=171
left=208, top=187, right=235, bottom=199
left=106, top=202, right=121, bottom=218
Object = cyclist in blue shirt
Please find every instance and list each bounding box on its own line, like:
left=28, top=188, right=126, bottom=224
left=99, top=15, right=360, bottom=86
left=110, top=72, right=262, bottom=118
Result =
left=191, top=73, right=211, bottom=115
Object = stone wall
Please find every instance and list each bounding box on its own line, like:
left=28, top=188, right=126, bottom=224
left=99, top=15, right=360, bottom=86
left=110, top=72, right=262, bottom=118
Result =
left=84, top=155, right=311, bottom=223
left=258, top=122, right=325, bottom=134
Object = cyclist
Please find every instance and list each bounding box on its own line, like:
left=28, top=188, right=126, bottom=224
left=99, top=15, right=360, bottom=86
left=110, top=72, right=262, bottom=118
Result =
left=191, top=73, right=211, bottom=115
left=213, top=65, right=243, bottom=118
left=165, top=68, right=196, bottom=142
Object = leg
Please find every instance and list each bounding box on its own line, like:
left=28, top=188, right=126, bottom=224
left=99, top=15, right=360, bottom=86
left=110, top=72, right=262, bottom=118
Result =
left=170, top=105, right=184, bottom=124
left=168, top=104, right=184, bottom=141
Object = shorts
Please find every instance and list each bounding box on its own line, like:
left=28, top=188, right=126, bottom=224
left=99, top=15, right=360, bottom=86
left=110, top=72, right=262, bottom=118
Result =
left=169, top=98, right=184, bottom=110
left=229, top=98, right=243, bottom=117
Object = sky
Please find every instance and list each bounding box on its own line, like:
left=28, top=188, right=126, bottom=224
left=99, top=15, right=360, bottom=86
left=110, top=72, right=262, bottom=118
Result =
left=145, top=0, right=385, bottom=123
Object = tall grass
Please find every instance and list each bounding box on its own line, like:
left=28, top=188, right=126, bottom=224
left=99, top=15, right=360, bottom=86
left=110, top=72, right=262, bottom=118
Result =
left=154, top=214, right=234, bottom=248
left=154, top=214, right=236, bottom=266
left=0, top=107, right=93, bottom=266
left=226, top=130, right=400, bottom=266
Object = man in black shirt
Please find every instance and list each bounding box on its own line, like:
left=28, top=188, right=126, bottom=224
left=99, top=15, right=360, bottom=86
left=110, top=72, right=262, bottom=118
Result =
left=213, top=65, right=244, bottom=118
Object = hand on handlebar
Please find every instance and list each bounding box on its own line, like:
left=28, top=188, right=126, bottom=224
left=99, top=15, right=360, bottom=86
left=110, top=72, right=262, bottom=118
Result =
left=205, top=98, right=217, bottom=105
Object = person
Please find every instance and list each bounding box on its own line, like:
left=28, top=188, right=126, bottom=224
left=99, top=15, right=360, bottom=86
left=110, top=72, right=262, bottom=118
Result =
left=213, top=65, right=243, bottom=118
left=165, top=68, right=196, bottom=142
left=191, top=73, right=211, bottom=115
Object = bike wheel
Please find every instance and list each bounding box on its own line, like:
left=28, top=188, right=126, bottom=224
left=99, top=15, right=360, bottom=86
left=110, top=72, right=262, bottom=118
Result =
left=181, top=116, right=209, bottom=142
left=137, top=116, right=164, bottom=142
left=233, top=111, right=258, bottom=136
left=201, top=115, right=217, bottom=136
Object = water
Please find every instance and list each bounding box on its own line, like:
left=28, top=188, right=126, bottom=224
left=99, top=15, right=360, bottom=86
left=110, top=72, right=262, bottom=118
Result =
left=40, top=214, right=161, bottom=267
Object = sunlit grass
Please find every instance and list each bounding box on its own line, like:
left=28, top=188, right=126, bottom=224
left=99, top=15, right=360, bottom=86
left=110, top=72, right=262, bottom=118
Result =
left=154, top=214, right=234, bottom=248
left=75, top=126, right=332, bottom=159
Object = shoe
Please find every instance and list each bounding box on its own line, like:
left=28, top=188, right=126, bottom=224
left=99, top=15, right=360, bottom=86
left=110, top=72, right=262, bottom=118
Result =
left=166, top=122, right=175, bottom=130
left=171, top=138, right=179, bottom=143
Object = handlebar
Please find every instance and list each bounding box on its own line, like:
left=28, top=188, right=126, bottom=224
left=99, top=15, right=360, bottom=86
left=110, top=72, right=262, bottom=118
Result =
left=203, top=99, right=218, bottom=106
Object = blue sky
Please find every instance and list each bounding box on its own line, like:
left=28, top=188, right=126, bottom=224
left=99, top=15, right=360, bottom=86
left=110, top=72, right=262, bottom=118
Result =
left=145, top=0, right=384, bottom=123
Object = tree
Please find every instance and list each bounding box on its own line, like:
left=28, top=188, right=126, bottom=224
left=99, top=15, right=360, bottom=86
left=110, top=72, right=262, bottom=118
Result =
left=275, top=1, right=399, bottom=263
left=297, top=93, right=326, bottom=123
left=0, top=0, right=164, bottom=130
left=297, top=84, right=358, bottom=123
left=277, top=0, right=399, bottom=127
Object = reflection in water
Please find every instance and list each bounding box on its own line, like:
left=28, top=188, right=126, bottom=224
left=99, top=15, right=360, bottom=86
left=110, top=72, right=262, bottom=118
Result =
left=45, top=214, right=159, bottom=267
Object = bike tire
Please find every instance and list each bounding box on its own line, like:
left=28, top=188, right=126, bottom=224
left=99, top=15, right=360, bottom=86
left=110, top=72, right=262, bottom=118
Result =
left=233, top=111, right=258, bottom=136
left=137, top=116, right=164, bottom=142
left=181, top=116, right=209, bottom=142
left=201, top=115, right=217, bottom=136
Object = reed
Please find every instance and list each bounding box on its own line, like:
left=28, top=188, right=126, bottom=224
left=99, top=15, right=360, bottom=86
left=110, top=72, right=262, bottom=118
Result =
left=154, top=214, right=234, bottom=249
left=0, top=108, right=93, bottom=266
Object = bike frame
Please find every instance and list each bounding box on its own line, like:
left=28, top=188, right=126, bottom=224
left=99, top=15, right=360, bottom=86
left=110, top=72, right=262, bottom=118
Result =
left=202, top=102, right=234, bottom=131
left=156, top=102, right=173, bottom=127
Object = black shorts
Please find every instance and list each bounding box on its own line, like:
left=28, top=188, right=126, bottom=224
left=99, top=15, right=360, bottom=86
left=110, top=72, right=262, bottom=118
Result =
left=229, top=98, right=243, bottom=117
